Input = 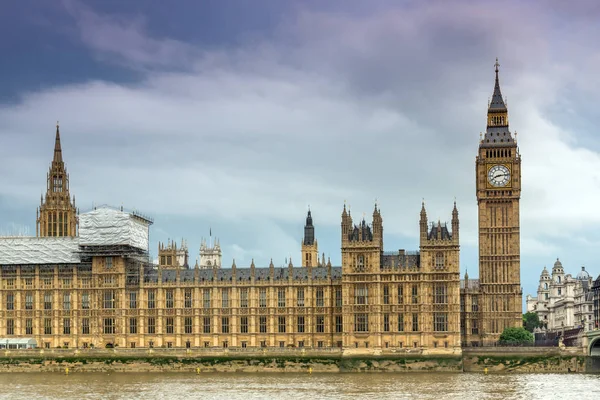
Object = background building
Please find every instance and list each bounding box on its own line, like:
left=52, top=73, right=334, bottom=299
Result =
left=526, top=260, right=595, bottom=333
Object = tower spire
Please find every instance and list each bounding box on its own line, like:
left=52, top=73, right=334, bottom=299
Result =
left=489, top=58, right=507, bottom=112
left=53, top=121, right=63, bottom=164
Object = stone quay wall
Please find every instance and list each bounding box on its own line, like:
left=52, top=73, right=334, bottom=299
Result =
left=0, top=347, right=595, bottom=373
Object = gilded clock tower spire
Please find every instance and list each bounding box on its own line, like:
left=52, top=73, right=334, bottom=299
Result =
left=476, top=60, right=522, bottom=343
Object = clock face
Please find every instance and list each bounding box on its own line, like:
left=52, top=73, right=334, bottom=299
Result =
left=488, top=165, right=510, bottom=187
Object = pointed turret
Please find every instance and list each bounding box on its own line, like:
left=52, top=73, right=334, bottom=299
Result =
left=419, top=200, right=428, bottom=245
left=451, top=200, right=459, bottom=243
left=303, top=208, right=315, bottom=245
left=53, top=122, right=63, bottom=164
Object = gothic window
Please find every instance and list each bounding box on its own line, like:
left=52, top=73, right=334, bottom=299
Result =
left=166, top=317, right=174, bottom=334
left=335, top=288, right=342, bottom=307
left=82, top=318, right=90, bottom=335
left=240, top=288, right=248, bottom=308
left=25, top=319, right=33, bottom=335
left=259, top=288, right=267, bottom=308
left=221, top=317, right=230, bottom=334
left=471, top=296, right=478, bottom=312
left=103, top=318, right=115, bottom=334
left=297, top=288, right=305, bottom=307
left=203, top=317, right=211, bottom=333
left=240, top=317, right=248, bottom=333
left=316, top=287, right=324, bottom=307
left=63, top=318, right=71, bottom=335
left=25, top=292, right=33, bottom=310
left=412, top=314, right=419, bottom=331
left=434, top=313, right=448, bottom=332
left=103, top=290, right=115, bottom=309
left=278, top=316, right=286, bottom=333
left=383, top=314, right=390, bottom=332
left=81, top=292, right=90, bottom=309
left=185, top=317, right=193, bottom=334
left=398, top=314, right=404, bottom=332
left=433, top=284, right=447, bottom=304
left=166, top=290, right=174, bottom=308
left=383, top=285, right=390, bottom=305
left=297, top=316, right=305, bottom=333
left=221, top=289, right=229, bottom=308
left=355, top=285, right=368, bottom=305
left=259, top=316, right=267, bottom=333
left=130, top=318, right=138, bottom=334
left=63, top=293, right=71, bottom=310
left=6, top=293, right=14, bottom=310
left=544, top=283, right=548, bottom=290
left=277, top=288, right=286, bottom=307
left=335, top=316, right=343, bottom=333
left=397, top=286, right=404, bottom=304
left=148, top=290, right=156, bottom=309
left=411, top=285, right=418, bottom=304
left=435, top=252, right=444, bottom=269
left=354, top=313, right=368, bottom=332
left=184, top=289, right=192, bottom=308
left=203, top=289, right=211, bottom=308
left=316, top=316, right=325, bottom=333
left=147, top=318, right=156, bottom=334
left=357, top=255, right=365, bottom=271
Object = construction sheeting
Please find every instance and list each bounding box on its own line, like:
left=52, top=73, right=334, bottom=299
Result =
left=0, top=237, right=80, bottom=265
left=79, top=207, right=149, bottom=251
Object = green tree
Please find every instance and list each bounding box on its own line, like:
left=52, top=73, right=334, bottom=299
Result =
left=522, top=312, right=541, bottom=332
left=499, top=327, right=534, bottom=345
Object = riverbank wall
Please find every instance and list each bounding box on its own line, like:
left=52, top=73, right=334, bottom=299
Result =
left=0, top=347, right=594, bottom=373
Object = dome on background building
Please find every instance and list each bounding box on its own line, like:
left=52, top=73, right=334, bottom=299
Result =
left=552, top=258, right=564, bottom=273
left=540, top=266, right=550, bottom=280
left=576, top=266, right=590, bottom=280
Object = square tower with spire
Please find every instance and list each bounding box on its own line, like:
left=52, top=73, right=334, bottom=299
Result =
left=475, top=59, right=522, bottom=344
left=36, top=123, right=78, bottom=237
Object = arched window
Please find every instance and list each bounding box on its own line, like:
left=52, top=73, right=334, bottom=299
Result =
left=544, top=283, right=548, bottom=290
left=357, top=255, right=364, bottom=271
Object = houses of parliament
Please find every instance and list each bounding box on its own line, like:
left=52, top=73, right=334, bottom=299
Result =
left=0, top=61, right=521, bottom=352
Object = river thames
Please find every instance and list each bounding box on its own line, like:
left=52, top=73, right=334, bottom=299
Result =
left=0, top=373, right=598, bottom=399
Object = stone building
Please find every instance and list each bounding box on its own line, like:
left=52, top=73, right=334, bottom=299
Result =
left=0, top=60, right=523, bottom=351
left=526, top=260, right=595, bottom=332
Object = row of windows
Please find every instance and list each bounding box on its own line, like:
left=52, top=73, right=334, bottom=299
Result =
left=356, top=284, right=448, bottom=305
left=4, top=316, right=345, bottom=336
left=354, top=313, right=448, bottom=333
left=1, top=287, right=343, bottom=310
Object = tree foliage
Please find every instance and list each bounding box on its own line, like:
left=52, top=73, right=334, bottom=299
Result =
left=522, top=312, right=541, bottom=332
left=499, top=327, right=534, bottom=345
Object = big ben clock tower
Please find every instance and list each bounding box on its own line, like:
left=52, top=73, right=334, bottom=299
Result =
left=476, top=59, right=522, bottom=344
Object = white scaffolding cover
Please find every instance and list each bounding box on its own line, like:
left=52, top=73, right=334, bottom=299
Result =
left=0, top=237, right=80, bottom=265
left=79, top=207, right=149, bottom=251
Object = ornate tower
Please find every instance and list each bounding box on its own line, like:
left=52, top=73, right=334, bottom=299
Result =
left=301, top=209, right=319, bottom=267
left=419, top=201, right=461, bottom=348
left=37, top=123, right=78, bottom=237
left=341, top=202, right=383, bottom=347
left=476, top=59, right=522, bottom=343
left=158, top=239, right=189, bottom=269
left=198, top=230, right=222, bottom=269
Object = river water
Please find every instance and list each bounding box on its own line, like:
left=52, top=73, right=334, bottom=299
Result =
left=0, top=373, right=598, bottom=399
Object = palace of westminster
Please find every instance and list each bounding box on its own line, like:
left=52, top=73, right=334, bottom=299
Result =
left=0, top=62, right=525, bottom=352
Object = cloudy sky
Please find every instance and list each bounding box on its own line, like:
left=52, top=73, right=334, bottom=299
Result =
left=1, top=0, right=599, bottom=300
